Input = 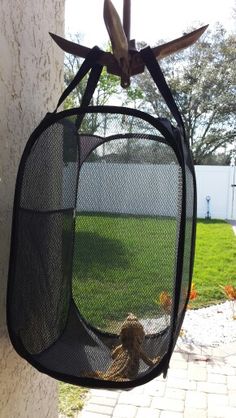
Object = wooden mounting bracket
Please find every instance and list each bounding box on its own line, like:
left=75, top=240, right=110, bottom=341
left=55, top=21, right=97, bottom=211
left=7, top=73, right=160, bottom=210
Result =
left=50, top=0, right=208, bottom=88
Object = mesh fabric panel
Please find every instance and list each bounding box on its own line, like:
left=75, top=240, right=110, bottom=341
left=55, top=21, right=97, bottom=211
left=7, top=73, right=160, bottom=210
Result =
left=72, top=112, right=183, bottom=376
left=73, top=139, right=182, bottom=335
left=8, top=108, right=195, bottom=386
left=9, top=121, right=78, bottom=353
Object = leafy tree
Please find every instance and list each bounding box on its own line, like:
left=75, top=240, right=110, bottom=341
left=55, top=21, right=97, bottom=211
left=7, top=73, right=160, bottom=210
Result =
left=130, top=25, right=236, bottom=164
left=64, top=27, right=236, bottom=164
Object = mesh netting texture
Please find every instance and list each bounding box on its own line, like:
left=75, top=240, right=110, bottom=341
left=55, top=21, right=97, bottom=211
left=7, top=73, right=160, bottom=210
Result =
left=7, top=109, right=196, bottom=388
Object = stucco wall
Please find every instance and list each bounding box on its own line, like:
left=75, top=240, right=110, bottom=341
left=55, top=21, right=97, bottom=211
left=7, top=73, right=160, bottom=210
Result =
left=0, top=1, right=64, bottom=417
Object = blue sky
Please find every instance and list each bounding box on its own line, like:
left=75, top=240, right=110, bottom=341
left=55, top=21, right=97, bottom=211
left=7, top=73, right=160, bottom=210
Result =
left=65, top=0, right=235, bottom=47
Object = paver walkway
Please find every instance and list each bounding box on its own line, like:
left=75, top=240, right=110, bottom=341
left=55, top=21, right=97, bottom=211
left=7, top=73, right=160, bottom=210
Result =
left=75, top=340, right=236, bottom=418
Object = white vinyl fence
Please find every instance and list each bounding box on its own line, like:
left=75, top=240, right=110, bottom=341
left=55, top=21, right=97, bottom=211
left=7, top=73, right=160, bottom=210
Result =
left=64, top=163, right=236, bottom=220
left=195, top=165, right=236, bottom=220
left=77, top=163, right=181, bottom=218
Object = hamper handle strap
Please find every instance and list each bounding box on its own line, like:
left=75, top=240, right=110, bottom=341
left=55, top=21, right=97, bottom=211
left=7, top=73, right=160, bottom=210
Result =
left=54, top=46, right=104, bottom=112
left=140, top=47, right=185, bottom=136
left=75, top=62, right=103, bottom=129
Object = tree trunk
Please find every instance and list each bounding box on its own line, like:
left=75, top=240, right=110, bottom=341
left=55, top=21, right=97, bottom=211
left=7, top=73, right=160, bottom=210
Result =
left=0, top=1, right=64, bottom=417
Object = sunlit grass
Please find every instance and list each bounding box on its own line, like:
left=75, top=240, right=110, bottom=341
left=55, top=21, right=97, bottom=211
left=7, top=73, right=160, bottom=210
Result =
left=59, top=382, right=88, bottom=417
left=72, top=213, right=178, bottom=328
left=71, top=214, right=236, bottom=324
left=191, top=219, right=236, bottom=308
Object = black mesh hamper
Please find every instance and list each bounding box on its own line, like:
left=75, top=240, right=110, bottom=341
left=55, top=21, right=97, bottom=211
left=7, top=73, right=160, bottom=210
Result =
left=7, top=46, right=196, bottom=389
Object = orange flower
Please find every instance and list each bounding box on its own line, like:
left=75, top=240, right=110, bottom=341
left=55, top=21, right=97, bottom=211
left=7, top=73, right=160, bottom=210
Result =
left=189, top=283, right=197, bottom=300
left=220, top=285, right=236, bottom=301
left=159, top=291, right=172, bottom=313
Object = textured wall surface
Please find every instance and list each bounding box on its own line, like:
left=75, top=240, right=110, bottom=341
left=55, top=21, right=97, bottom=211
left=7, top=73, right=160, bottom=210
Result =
left=0, top=1, right=65, bottom=417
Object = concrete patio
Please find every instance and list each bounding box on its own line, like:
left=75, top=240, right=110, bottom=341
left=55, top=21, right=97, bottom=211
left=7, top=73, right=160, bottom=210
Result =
left=74, top=340, right=236, bottom=418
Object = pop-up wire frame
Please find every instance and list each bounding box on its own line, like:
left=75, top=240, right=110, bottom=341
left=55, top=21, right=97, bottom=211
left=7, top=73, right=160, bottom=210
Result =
left=7, top=47, right=196, bottom=389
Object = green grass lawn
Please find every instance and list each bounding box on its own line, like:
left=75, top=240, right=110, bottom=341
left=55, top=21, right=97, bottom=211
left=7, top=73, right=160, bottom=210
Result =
left=60, top=215, right=236, bottom=417
left=72, top=212, right=179, bottom=330
left=192, top=219, right=236, bottom=307
left=72, top=214, right=236, bottom=329
left=59, top=383, right=88, bottom=417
